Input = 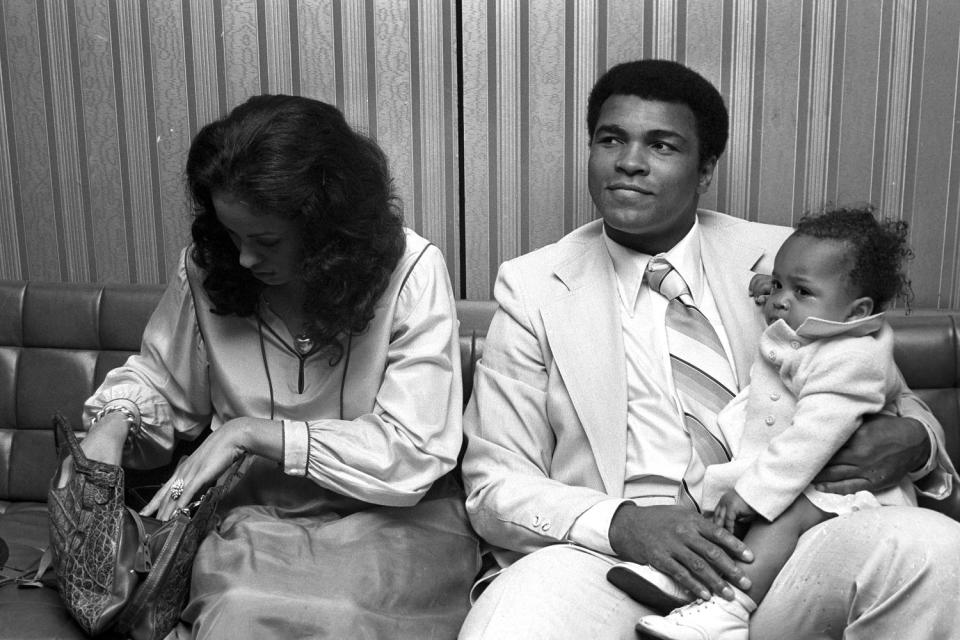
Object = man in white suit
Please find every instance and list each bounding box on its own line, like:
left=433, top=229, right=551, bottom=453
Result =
left=459, top=59, right=960, bottom=639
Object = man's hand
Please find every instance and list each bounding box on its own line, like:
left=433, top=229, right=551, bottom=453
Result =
left=814, top=414, right=929, bottom=494
left=609, top=503, right=754, bottom=601
left=713, top=490, right=757, bottom=534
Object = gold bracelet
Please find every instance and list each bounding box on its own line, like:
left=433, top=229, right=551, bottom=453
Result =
left=94, top=404, right=141, bottom=438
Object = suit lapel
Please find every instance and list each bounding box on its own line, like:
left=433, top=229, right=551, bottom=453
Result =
left=536, top=215, right=776, bottom=496
left=540, top=235, right=627, bottom=495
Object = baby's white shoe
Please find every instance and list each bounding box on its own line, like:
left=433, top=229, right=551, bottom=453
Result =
left=635, top=589, right=756, bottom=640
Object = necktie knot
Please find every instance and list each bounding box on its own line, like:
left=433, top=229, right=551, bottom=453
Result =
left=646, top=258, right=691, bottom=303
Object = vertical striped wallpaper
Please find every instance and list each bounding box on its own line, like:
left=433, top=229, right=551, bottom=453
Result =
left=462, top=0, right=960, bottom=308
left=0, top=0, right=460, bottom=291
left=1, top=1, right=959, bottom=308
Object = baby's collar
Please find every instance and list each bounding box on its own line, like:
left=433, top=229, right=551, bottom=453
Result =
left=784, top=313, right=886, bottom=339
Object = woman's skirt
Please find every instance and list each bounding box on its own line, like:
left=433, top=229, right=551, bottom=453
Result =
left=175, top=458, right=480, bottom=639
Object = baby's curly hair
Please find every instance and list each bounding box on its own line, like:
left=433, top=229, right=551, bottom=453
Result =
left=187, top=95, right=406, bottom=360
left=794, top=204, right=913, bottom=310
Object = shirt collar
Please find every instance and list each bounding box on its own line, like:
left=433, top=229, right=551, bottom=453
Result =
left=602, top=220, right=705, bottom=314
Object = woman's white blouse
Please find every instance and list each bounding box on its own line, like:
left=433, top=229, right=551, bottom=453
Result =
left=84, top=229, right=462, bottom=507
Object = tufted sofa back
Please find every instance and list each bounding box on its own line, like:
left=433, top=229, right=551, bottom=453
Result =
left=0, top=281, right=497, bottom=506
left=885, top=312, right=960, bottom=518
left=1, top=279, right=958, bottom=519
left=0, top=281, right=164, bottom=503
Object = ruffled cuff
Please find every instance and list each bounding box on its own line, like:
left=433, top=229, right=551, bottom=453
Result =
left=282, top=420, right=309, bottom=477
left=94, top=398, right=142, bottom=437
left=83, top=383, right=173, bottom=434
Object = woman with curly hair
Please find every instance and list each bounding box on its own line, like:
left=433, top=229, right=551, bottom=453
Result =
left=78, top=94, right=479, bottom=638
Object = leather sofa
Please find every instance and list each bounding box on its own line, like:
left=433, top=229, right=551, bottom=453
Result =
left=0, top=279, right=957, bottom=637
left=0, top=281, right=496, bottom=637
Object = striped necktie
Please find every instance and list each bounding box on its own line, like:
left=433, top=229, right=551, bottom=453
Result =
left=645, top=257, right=734, bottom=511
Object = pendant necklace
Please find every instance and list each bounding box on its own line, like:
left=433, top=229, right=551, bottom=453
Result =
left=261, top=291, right=315, bottom=356
left=257, top=306, right=315, bottom=394
left=293, top=332, right=314, bottom=355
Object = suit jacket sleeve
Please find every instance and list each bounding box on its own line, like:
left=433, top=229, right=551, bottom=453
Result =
left=461, top=260, right=615, bottom=556
left=897, top=377, right=957, bottom=499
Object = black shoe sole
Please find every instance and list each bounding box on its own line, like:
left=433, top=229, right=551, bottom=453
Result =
left=606, top=565, right=689, bottom=616
left=635, top=627, right=672, bottom=640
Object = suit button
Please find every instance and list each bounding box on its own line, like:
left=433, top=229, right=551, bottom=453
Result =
left=769, top=393, right=780, bottom=401
left=764, top=415, right=776, bottom=425
left=790, top=341, right=800, bottom=349
left=533, top=515, right=541, bottom=526
left=542, top=522, right=551, bottom=532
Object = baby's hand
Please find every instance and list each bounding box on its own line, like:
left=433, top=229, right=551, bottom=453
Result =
left=713, top=490, right=757, bottom=534
left=749, top=274, right=774, bottom=306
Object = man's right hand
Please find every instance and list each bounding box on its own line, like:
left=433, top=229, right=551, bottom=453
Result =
left=609, top=503, right=754, bottom=601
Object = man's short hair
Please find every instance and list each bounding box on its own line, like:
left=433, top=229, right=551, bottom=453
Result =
left=586, top=59, right=729, bottom=166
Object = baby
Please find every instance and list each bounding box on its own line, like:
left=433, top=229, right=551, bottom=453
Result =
left=632, top=206, right=925, bottom=640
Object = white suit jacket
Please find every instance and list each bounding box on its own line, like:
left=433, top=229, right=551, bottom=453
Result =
left=461, top=210, right=952, bottom=566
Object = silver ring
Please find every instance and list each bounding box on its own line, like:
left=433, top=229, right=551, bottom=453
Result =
left=169, top=478, right=185, bottom=501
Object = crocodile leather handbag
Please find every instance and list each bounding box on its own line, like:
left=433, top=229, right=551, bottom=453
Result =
left=47, top=412, right=228, bottom=640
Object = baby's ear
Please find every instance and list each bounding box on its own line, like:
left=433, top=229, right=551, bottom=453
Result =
left=846, top=296, right=874, bottom=320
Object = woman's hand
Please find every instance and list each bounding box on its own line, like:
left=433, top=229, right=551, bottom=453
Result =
left=141, top=419, right=246, bottom=521
left=141, top=417, right=283, bottom=521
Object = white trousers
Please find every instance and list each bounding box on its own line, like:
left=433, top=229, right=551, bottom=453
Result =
left=459, top=507, right=960, bottom=640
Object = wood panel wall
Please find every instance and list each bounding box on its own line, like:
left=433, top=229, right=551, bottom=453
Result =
left=1, top=1, right=959, bottom=308
left=462, top=0, right=960, bottom=307
left=0, top=0, right=459, bottom=289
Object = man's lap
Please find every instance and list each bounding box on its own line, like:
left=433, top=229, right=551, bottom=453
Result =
left=755, top=505, right=960, bottom=639
left=462, top=507, right=960, bottom=640
left=458, top=543, right=654, bottom=640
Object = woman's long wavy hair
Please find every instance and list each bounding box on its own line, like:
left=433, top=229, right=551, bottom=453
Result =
left=187, top=95, right=406, bottom=360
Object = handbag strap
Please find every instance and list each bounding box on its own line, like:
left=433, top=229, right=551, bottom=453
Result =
left=52, top=411, right=88, bottom=467
left=0, top=546, right=53, bottom=589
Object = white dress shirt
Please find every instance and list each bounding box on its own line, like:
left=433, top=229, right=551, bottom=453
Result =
left=567, top=220, right=739, bottom=553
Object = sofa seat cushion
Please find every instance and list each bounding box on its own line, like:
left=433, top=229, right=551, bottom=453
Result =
left=0, top=502, right=48, bottom=574
left=0, top=586, right=85, bottom=639
left=0, top=502, right=86, bottom=639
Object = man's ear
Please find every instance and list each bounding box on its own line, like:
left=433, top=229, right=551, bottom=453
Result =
left=697, top=156, right=718, bottom=194
left=846, top=296, right=874, bottom=321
